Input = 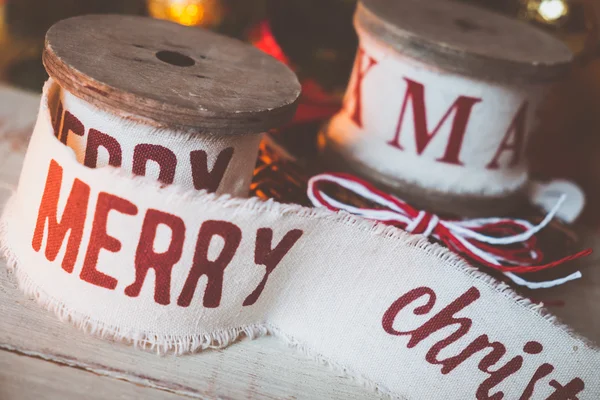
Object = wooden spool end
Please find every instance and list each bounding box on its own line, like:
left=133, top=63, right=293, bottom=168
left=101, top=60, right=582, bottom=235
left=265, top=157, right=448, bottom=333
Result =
left=43, top=14, right=301, bottom=134
left=357, top=0, right=574, bottom=84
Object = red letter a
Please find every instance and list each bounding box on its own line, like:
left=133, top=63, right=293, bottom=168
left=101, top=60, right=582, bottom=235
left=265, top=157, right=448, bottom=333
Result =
left=487, top=102, right=528, bottom=169
left=387, top=78, right=481, bottom=165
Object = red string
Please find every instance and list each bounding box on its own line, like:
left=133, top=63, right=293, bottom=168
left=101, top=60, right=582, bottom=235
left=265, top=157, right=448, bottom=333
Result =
left=309, top=173, right=592, bottom=276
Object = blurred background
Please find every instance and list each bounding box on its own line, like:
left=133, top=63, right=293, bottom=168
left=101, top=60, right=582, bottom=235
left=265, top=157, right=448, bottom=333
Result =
left=1, top=0, right=600, bottom=225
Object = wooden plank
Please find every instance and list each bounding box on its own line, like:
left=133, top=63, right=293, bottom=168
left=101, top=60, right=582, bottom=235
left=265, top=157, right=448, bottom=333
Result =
left=0, top=268, right=378, bottom=400
left=0, top=85, right=379, bottom=400
left=0, top=349, right=189, bottom=400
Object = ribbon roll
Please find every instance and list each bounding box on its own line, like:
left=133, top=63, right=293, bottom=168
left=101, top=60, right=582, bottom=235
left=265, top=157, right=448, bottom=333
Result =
left=52, top=87, right=262, bottom=196
left=320, top=0, right=574, bottom=217
left=1, top=15, right=599, bottom=400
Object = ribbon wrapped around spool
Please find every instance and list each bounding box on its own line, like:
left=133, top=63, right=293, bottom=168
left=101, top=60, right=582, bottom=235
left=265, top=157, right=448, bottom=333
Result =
left=320, top=0, right=574, bottom=217
left=1, top=15, right=599, bottom=400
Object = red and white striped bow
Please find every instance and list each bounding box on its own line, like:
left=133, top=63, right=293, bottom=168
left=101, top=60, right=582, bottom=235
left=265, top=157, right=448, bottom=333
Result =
left=307, top=173, right=592, bottom=289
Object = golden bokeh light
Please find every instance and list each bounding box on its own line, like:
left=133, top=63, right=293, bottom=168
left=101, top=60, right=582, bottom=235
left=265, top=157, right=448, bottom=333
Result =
left=523, top=0, right=570, bottom=24
left=538, top=0, right=569, bottom=22
left=147, top=0, right=224, bottom=28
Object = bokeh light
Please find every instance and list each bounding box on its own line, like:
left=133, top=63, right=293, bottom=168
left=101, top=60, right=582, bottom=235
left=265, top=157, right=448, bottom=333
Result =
left=147, top=0, right=224, bottom=28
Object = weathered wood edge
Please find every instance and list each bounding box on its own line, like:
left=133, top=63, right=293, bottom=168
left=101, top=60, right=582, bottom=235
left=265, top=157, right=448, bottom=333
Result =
left=43, top=47, right=300, bottom=135
left=0, top=349, right=190, bottom=400
left=43, top=15, right=301, bottom=134
left=355, top=3, right=573, bottom=85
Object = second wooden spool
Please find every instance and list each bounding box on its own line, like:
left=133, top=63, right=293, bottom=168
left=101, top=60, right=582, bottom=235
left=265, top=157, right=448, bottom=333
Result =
left=320, top=0, right=574, bottom=217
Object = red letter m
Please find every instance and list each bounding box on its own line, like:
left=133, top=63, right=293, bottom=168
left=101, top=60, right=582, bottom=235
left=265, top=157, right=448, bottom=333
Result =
left=31, top=160, right=90, bottom=273
left=387, top=78, right=481, bottom=165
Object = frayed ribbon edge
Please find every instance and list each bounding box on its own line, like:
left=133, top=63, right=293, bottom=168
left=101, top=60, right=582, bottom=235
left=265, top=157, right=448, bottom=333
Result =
left=1, top=183, right=599, bottom=400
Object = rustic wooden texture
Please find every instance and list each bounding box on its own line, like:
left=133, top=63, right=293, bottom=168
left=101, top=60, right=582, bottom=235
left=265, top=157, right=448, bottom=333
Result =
left=0, top=350, right=187, bottom=400
left=43, top=15, right=301, bottom=133
left=0, top=86, right=378, bottom=400
left=356, top=0, right=573, bottom=83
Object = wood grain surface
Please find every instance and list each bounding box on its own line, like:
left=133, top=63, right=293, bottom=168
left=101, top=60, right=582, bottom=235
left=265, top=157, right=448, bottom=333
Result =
left=43, top=15, right=301, bottom=133
left=356, top=0, right=573, bottom=83
left=0, top=350, right=186, bottom=400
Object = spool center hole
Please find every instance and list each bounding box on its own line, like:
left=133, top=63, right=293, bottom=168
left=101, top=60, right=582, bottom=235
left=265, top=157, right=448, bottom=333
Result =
left=155, top=50, right=195, bottom=67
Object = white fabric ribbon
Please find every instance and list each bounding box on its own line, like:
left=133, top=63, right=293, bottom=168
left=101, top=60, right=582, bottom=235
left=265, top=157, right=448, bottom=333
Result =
left=1, top=80, right=599, bottom=399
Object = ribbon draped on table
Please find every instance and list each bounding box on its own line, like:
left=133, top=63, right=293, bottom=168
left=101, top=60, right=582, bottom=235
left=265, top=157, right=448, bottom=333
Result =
left=308, top=173, right=592, bottom=290
left=1, top=80, right=599, bottom=399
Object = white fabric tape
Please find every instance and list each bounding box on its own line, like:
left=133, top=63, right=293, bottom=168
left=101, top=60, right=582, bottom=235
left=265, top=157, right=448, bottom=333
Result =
left=1, top=79, right=598, bottom=399
left=324, top=26, right=548, bottom=197
left=52, top=84, right=262, bottom=196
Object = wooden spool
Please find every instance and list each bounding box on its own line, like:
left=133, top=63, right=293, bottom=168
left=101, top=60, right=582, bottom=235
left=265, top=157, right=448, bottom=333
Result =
left=321, top=0, right=574, bottom=217
left=43, top=14, right=301, bottom=134
left=41, top=14, right=300, bottom=197
left=356, top=0, right=573, bottom=84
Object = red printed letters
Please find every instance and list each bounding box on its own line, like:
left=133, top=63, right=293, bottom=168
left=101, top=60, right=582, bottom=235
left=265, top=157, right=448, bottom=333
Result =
left=54, top=102, right=233, bottom=192
left=346, top=47, right=378, bottom=128
left=387, top=78, right=482, bottom=166
left=31, top=159, right=303, bottom=308
left=125, top=210, right=186, bottom=305
left=32, top=160, right=90, bottom=274
left=80, top=192, right=138, bottom=289
left=347, top=48, right=531, bottom=169
left=383, top=287, right=585, bottom=400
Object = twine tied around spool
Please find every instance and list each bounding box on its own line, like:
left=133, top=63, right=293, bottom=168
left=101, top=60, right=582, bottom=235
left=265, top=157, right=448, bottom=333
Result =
left=0, top=14, right=599, bottom=400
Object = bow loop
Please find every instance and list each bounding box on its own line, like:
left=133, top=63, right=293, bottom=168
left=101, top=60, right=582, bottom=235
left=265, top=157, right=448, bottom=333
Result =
left=307, top=173, right=592, bottom=290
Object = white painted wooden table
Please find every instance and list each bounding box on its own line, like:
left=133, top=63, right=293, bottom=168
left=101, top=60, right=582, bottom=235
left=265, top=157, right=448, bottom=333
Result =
left=1, top=85, right=599, bottom=400
left=0, top=86, right=380, bottom=400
